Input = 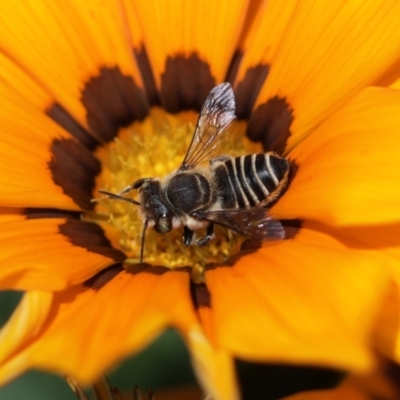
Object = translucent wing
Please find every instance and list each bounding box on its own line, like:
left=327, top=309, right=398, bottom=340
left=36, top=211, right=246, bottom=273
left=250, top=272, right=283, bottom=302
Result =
left=194, top=208, right=285, bottom=240
left=180, top=82, right=236, bottom=170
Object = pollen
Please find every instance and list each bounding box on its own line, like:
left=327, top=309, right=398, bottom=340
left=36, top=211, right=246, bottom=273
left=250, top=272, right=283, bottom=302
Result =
left=90, top=108, right=260, bottom=278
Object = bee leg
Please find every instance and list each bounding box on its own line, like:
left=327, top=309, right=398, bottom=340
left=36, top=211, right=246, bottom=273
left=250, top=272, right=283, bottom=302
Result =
left=196, top=223, right=214, bottom=246
left=183, top=226, right=194, bottom=246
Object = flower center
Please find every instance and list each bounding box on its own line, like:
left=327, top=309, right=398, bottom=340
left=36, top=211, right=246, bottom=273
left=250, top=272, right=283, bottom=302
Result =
left=90, top=108, right=260, bottom=278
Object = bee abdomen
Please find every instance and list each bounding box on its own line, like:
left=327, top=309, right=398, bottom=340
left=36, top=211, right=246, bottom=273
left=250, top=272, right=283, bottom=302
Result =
left=213, top=153, right=290, bottom=208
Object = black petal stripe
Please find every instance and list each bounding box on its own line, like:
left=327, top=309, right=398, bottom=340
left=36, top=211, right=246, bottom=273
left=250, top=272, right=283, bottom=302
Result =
left=48, top=138, right=101, bottom=210
left=134, top=45, right=160, bottom=105
left=46, top=103, right=98, bottom=149
left=127, top=264, right=171, bottom=275
left=25, top=208, right=81, bottom=220
left=225, top=49, right=243, bottom=84
left=281, top=219, right=303, bottom=239
left=84, top=264, right=124, bottom=290
left=190, top=281, right=211, bottom=309
left=247, top=96, right=294, bottom=154
left=59, top=219, right=126, bottom=261
left=235, top=64, right=270, bottom=119
left=81, top=66, right=149, bottom=142
left=160, top=53, right=215, bottom=113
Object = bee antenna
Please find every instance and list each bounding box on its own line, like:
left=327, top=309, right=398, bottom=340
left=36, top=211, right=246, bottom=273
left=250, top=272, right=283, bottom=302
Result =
left=140, top=219, right=149, bottom=263
left=98, top=190, right=140, bottom=206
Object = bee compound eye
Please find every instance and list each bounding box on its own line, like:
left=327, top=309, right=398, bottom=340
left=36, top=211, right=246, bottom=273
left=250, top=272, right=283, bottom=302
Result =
left=155, top=217, right=172, bottom=233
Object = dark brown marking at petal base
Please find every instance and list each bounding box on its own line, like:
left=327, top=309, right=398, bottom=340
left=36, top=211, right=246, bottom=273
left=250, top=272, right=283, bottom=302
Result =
left=225, top=50, right=243, bottom=84
left=59, top=219, right=126, bottom=261
left=49, top=138, right=101, bottom=210
left=235, top=64, right=270, bottom=119
left=24, top=208, right=81, bottom=220
left=281, top=219, right=303, bottom=239
left=46, top=103, right=98, bottom=149
left=126, top=264, right=191, bottom=276
left=81, top=67, right=149, bottom=142
left=126, top=264, right=170, bottom=276
left=247, top=96, right=294, bottom=154
left=134, top=45, right=160, bottom=105
left=190, top=281, right=211, bottom=309
left=160, top=53, right=215, bottom=113
left=84, top=264, right=123, bottom=290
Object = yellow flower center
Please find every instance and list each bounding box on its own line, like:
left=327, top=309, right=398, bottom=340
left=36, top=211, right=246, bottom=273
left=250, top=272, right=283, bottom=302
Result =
left=90, top=108, right=260, bottom=280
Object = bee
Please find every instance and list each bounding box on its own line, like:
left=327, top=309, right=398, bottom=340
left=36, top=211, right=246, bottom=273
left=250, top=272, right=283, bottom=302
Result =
left=99, top=83, right=290, bottom=262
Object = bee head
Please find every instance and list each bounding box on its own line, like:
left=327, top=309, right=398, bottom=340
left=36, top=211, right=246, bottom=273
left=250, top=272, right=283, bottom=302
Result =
left=138, top=179, right=173, bottom=234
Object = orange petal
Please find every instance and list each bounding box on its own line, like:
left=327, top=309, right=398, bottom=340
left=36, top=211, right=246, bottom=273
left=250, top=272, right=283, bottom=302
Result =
left=0, top=208, right=25, bottom=223
left=0, top=218, right=125, bottom=291
left=247, top=0, right=400, bottom=153
left=0, top=291, right=52, bottom=385
left=0, top=53, right=52, bottom=111
left=375, top=58, right=400, bottom=89
left=120, top=1, right=160, bottom=105
left=234, top=0, right=298, bottom=82
left=289, top=223, right=400, bottom=366
left=187, top=325, right=239, bottom=400
left=0, top=54, right=98, bottom=148
left=205, top=224, right=389, bottom=372
left=389, top=78, right=400, bottom=90
left=371, top=280, right=400, bottom=367
left=234, top=0, right=266, bottom=51
left=274, top=87, right=400, bottom=226
left=0, top=267, right=196, bottom=385
left=308, top=222, right=400, bottom=281
left=230, top=0, right=298, bottom=118
left=0, top=90, right=100, bottom=210
left=186, top=283, right=239, bottom=400
left=132, top=0, right=248, bottom=110
left=0, top=1, right=148, bottom=141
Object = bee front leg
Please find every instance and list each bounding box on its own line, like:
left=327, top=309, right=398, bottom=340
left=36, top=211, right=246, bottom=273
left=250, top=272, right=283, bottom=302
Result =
left=183, top=226, right=194, bottom=246
left=196, top=223, right=214, bottom=246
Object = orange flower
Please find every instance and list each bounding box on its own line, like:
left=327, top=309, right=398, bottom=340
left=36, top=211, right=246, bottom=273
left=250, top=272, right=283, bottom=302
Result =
left=1, top=1, right=400, bottom=399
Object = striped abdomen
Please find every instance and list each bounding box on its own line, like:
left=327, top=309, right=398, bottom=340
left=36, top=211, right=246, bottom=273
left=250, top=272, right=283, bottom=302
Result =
left=212, top=153, right=290, bottom=208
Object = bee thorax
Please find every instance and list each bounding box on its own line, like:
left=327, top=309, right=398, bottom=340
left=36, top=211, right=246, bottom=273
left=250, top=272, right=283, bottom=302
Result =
left=165, top=172, right=213, bottom=214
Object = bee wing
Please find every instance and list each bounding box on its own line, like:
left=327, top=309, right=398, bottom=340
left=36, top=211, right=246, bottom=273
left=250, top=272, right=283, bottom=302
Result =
left=195, top=208, right=285, bottom=240
left=180, top=82, right=236, bottom=170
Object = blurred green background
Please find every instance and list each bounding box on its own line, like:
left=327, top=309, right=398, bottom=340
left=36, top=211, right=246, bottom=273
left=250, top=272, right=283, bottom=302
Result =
left=0, top=291, right=197, bottom=400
